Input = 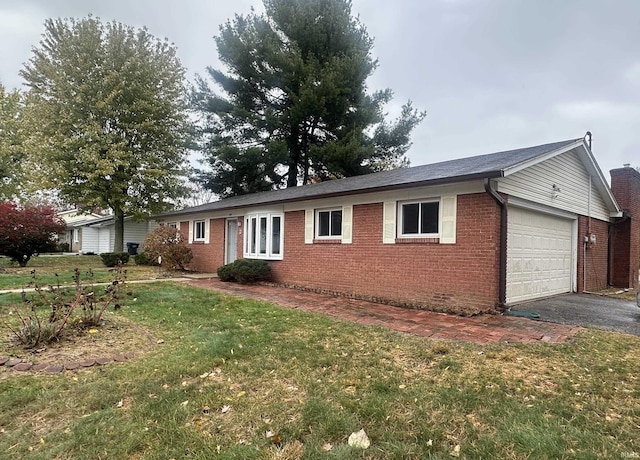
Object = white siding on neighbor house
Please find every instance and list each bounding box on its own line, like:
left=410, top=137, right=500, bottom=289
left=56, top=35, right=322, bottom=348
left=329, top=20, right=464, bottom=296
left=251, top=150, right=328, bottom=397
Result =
left=123, top=221, right=150, bottom=246
left=99, top=228, right=111, bottom=254
left=496, top=149, right=610, bottom=222
left=81, top=228, right=100, bottom=254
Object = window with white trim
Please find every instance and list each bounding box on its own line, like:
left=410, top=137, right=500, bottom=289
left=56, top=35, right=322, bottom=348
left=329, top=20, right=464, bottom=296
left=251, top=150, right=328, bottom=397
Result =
left=244, top=213, right=283, bottom=260
left=315, top=208, right=342, bottom=239
left=194, top=220, right=206, bottom=241
left=73, top=229, right=80, bottom=243
left=168, top=222, right=177, bottom=229
left=399, top=199, right=440, bottom=237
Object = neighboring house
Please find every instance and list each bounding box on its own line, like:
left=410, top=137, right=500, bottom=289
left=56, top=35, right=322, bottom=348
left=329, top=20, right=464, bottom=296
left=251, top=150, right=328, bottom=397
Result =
left=75, top=216, right=158, bottom=254
left=156, top=138, right=640, bottom=314
left=57, top=209, right=105, bottom=253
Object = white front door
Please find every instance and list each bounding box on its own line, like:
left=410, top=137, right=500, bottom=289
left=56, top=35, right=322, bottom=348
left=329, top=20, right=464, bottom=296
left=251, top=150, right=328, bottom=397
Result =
left=506, top=207, right=574, bottom=304
left=225, top=219, right=238, bottom=264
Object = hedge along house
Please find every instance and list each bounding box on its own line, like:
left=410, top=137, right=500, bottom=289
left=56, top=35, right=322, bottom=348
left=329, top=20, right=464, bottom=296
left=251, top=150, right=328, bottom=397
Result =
left=157, top=137, right=638, bottom=315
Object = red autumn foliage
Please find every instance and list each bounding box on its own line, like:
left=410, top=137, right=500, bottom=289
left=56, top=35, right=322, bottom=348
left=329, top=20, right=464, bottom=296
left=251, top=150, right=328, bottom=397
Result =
left=0, top=202, right=66, bottom=266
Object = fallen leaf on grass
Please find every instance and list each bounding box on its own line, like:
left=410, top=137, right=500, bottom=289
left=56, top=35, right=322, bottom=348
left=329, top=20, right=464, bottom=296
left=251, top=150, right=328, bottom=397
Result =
left=88, top=329, right=98, bottom=334
left=270, top=434, right=282, bottom=445
left=427, top=439, right=433, bottom=446
left=221, top=405, right=231, bottom=414
left=450, top=445, right=461, bottom=457
left=348, top=429, right=370, bottom=449
left=116, top=400, right=124, bottom=408
left=322, top=442, right=333, bottom=451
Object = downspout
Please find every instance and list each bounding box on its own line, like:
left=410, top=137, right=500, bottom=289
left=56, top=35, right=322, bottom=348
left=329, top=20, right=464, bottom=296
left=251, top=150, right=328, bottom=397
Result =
left=484, top=178, right=507, bottom=308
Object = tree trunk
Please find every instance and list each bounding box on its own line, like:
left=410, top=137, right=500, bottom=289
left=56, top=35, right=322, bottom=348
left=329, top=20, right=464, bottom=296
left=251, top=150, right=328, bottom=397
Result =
left=287, top=127, right=300, bottom=187
left=114, top=208, right=125, bottom=253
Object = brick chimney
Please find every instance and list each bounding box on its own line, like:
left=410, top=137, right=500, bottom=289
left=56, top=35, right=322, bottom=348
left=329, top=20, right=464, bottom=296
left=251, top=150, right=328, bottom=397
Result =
left=610, top=166, right=640, bottom=288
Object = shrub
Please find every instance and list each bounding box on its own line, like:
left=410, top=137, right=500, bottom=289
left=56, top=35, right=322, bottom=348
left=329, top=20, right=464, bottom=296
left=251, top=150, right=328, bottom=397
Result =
left=217, top=263, right=236, bottom=282
left=100, top=252, right=130, bottom=267
left=0, top=202, right=66, bottom=266
left=133, top=252, right=159, bottom=266
left=217, top=259, right=272, bottom=284
left=142, top=226, right=192, bottom=270
left=3, top=266, right=128, bottom=348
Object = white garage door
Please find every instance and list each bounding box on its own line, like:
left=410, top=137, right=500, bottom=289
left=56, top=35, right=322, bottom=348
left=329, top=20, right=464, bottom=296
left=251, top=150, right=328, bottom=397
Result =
left=506, top=207, right=574, bottom=304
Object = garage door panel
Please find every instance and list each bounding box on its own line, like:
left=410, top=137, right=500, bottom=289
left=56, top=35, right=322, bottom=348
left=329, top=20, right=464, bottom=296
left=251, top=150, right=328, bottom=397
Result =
left=507, top=207, right=573, bottom=304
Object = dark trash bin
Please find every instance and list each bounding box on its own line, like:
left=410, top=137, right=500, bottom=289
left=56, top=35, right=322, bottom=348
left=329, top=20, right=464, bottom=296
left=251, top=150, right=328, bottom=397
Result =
left=126, top=242, right=140, bottom=255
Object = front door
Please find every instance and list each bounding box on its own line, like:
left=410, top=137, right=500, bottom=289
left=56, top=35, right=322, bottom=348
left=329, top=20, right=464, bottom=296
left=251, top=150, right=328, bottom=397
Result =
left=225, top=219, right=238, bottom=264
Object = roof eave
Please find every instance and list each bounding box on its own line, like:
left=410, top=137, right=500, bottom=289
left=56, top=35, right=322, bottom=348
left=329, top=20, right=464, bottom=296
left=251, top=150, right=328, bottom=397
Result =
left=155, top=171, right=504, bottom=219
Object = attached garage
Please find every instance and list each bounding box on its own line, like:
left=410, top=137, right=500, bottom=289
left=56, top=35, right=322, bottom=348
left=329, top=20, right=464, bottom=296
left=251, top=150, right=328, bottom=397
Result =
left=506, top=206, right=575, bottom=304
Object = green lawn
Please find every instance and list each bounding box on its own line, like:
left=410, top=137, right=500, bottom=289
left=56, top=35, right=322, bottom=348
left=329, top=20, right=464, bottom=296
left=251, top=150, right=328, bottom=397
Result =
left=1, top=282, right=639, bottom=459
left=0, top=255, right=161, bottom=290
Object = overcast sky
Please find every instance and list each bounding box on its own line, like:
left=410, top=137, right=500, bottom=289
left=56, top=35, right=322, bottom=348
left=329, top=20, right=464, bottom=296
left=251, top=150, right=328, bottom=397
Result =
left=1, top=0, right=638, bottom=182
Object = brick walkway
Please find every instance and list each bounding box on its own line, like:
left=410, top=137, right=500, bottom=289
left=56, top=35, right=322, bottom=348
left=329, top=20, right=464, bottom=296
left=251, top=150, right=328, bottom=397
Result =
left=183, top=279, right=580, bottom=345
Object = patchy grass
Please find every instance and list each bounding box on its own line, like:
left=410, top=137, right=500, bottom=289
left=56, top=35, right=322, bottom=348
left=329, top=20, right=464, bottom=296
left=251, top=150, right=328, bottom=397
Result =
left=0, top=283, right=639, bottom=459
left=593, top=287, right=639, bottom=303
left=0, top=255, right=163, bottom=290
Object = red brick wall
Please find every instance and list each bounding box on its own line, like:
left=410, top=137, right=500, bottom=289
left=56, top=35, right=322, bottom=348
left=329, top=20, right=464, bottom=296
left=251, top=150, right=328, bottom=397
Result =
left=610, top=167, right=640, bottom=288
left=180, top=219, right=226, bottom=272
left=576, top=217, right=609, bottom=292
left=267, top=193, right=501, bottom=314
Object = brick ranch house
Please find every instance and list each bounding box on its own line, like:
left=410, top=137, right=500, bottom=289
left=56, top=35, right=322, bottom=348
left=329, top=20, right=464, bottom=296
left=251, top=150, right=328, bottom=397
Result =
left=157, top=138, right=639, bottom=315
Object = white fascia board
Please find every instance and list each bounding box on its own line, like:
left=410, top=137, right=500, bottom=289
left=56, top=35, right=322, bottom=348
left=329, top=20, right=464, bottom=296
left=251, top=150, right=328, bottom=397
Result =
left=576, top=141, right=622, bottom=214
left=283, top=180, right=485, bottom=212
left=157, top=207, right=280, bottom=223
left=156, top=181, right=487, bottom=220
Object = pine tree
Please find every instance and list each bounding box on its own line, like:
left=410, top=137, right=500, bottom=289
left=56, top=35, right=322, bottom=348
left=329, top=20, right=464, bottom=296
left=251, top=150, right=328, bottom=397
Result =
left=194, top=0, right=425, bottom=197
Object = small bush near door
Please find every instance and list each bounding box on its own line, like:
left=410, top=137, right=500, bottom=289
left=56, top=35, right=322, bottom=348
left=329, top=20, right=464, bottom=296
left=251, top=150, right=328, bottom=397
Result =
left=217, top=259, right=271, bottom=284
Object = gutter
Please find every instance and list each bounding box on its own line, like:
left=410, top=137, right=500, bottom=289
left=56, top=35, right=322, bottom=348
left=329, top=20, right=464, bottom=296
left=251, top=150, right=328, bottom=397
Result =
left=157, top=171, right=505, bottom=219
left=484, top=178, right=507, bottom=308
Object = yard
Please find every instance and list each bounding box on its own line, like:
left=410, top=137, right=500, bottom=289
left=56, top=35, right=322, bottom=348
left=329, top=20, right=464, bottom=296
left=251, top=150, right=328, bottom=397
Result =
left=0, top=255, right=162, bottom=290
left=0, top=259, right=639, bottom=459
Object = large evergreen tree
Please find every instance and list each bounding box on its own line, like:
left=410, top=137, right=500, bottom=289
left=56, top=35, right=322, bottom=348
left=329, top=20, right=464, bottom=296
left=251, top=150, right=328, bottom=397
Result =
left=194, top=0, right=425, bottom=197
left=21, top=17, right=191, bottom=251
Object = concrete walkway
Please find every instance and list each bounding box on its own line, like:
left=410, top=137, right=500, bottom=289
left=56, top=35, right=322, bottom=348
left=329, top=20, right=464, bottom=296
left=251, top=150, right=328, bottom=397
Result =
left=183, top=279, right=580, bottom=345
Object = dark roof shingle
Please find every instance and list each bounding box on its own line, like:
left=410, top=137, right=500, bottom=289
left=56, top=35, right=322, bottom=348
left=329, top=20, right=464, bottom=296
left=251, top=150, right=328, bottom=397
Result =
left=161, top=138, right=580, bottom=217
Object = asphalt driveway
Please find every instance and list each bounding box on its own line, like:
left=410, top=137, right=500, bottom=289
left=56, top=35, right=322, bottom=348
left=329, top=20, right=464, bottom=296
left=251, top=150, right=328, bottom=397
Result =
left=511, top=293, right=640, bottom=336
